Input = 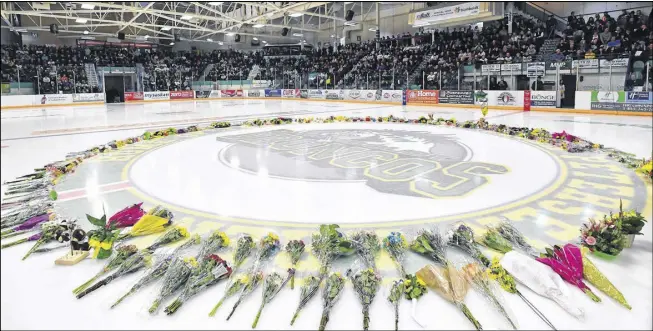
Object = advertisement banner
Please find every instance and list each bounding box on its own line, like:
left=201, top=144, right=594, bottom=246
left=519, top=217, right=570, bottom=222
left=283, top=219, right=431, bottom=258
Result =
left=195, top=90, right=211, bottom=99
left=545, top=60, right=572, bottom=71
left=144, top=91, right=170, bottom=101
left=2, top=83, right=10, bottom=94
left=344, top=90, right=379, bottom=101
left=486, top=91, right=525, bottom=107
left=599, top=58, right=629, bottom=68
left=245, top=89, right=264, bottom=98
left=438, top=90, right=473, bottom=104
left=209, top=90, right=222, bottom=98
left=169, top=90, right=194, bottom=100
left=526, top=62, right=545, bottom=77
left=406, top=90, right=438, bottom=104
left=282, top=89, right=299, bottom=98
left=481, top=64, right=501, bottom=74
left=382, top=90, right=404, bottom=103
left=501, top=63, right=522, bottom=73
left=625, top=92, right=652, bottom=104
left=37, top=94, right=73, bottom=105
left=591, top=91, right=625, bottom=103
left=530, top=91, right=557, bottom=107
left=125, top=92, right=144, bottom=101
left=252, top=80, right=271, bottom=88
left=72, top=93, right=104, bottom=102
left=299, top=89, right=309, bottom=99
left=325, top=90, right=343, bottom=100
left=221, top=90, right=243, bottom=98
left=590, top=102, right=653, bottom=112
left=308, top=90, right=326, bottom=99
left=572, top=59, right=599, bottom=69
left=412, top=2, right=481, bottom=26
left=524, top=90, right=531, bottom=111
left=265, top=89, right=282, bottom=97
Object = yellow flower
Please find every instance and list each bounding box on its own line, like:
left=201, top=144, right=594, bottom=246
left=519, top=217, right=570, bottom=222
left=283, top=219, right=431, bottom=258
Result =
left=176, top=226, right=189, bottom=238
left=219, top=232, right=230, bottom=247
left=268, top=232, right=279, bottom=241
left=241, top=275, right=251, bottom=284
left=129, top=214, right=170, bottom=237
left=417, top=278, right=426, bottom=287
left=184, top=257, right=198, bottom=268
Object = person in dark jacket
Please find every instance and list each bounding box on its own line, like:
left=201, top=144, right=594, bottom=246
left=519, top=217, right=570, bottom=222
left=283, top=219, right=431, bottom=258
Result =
left=531, top=76, right=544, bottom=91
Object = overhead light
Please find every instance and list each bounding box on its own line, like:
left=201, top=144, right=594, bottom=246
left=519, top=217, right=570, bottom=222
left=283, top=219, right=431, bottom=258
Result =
left=207, top=38, right=213, bottom=42
left=253, top=37, right=258, bottom=40
left=218, top=41, right=224, bottom=45
left=83, top=30, right=89, bottom=35
left=81, top=36, right=95, bottom=40
left=252, top=24, right=265, bottom=28
left=208, top=1, right=223, bottom=5
left=161, top=26, right=172, bottom=31
left=226, top=32, right=235, bottom=36
left=293, top=33, right=303, bottom=37
left=180, top=15, right=192, bottom=20
left=80, top=4, right=95, bottom=10
left=368, top=27, right=378, bottom=31
left=169, top=42, right=175, bottom=46
left=75, top=18, right=88, bottom=23
left=144, top=35, right=150, bottom=39
left=288, top=12, right=303, bottom=17
left=344, top=21, right=357, bottom=26
left=15, top=28, right=27, bottom=33
left=330, top=34, right=335, bottom=38
left=262, top=40, right=268, bottom=44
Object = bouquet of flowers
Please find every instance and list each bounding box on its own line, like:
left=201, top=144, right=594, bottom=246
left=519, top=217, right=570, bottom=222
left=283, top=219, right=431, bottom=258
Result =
left=0, top=213, right=50, bottom=239
left=311, top=224, right=355, bottom=275
left=580, top=214, right=624, bottom=257
left=208, top=276, right=246, bottom=317
left=383, top=232, right=408, bottom=276
left=8, top=221, right=68, bottom=260
left=477, top=228, right=513, bottom=254
left=72, top=244, right=138, bottom=295
left=1, top=202, right=51, bottom=230
left=117, top=205, right=174, bottom=241
left=164, top=254, right=233, bottom=315
left=231, top=234, right=255, bottom=276
left=86, top=209, right=121, bottom=259
left=403, top=274, right=427, bottom=327
left=387, top=280, right=404, bottom=331
left=580, top=247, right=631, bottom=309
left=463, top=263, right=518, bottom=329
left=148, top=256, right=198, bottom=314
left=76, top=249, right=153, bottom=299
left=286, top=240, right=306, bottom=289
left=110, top=236, right=200, bottom=308
left=351, top=231, right=381, bottom=271
left=619, top=204, right=647, bottom=237
left=494, top=219, right=539, bottom=258
left=319, top=272, right=346, bottom=331
left=501, top=250, right=582, bottom=322
left=144, top=225, right=190, bottom=252
left=347, top=268, right=382, bottom=331
left=252, top=232, right=281, bottom=271
left=290, top=274, right=322, bottom=325
left=448, top=224, right=491, bottom=267
left=410, top=228, right=448, bottom=266
left=226, top=271, right=264, bottom=320
left=252, top=269, right=294, bottom=328
left=106, top=202, right=145, bottom=228
left=416, top=263, right=482, bottom=330
left=195, top=230, right=230, bottom=263
left=538, top=244, right=601, bottom=302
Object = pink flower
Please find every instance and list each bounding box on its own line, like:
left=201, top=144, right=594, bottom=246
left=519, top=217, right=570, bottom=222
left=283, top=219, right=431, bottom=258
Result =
left=585, top=236, right=596, bottom=246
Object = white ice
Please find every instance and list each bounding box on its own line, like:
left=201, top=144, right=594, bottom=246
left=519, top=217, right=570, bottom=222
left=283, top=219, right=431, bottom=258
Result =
left=1, top=99, right=652, bottom=330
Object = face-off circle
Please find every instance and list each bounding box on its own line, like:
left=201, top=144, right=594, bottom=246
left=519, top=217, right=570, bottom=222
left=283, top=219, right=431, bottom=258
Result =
left=128, top=123, right=560, bottom=224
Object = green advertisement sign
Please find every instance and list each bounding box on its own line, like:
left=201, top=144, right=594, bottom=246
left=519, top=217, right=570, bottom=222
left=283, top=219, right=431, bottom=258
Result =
left=590, top=91, right=626, bottom=103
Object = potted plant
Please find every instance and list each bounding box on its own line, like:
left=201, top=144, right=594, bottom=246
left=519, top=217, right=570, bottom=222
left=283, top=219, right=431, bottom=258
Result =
left=86, top=208, right=120, bottom=259
left=580, top=213, right=625, bottom=260
left=619, top=204, right=647, bottom=248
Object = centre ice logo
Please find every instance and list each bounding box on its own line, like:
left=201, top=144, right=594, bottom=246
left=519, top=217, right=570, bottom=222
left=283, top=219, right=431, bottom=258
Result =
left=217, top=129, right=509, bottom=199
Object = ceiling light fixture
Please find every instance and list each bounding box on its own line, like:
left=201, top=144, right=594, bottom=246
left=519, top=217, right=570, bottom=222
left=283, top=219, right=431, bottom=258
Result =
left=208, top=2, right=223, bottom=5
left=218, top=41, right=224, bottom=45
left=262, top=40, right=268, bottom=44
left=226, top=32, right=235, bottom=36
left=180, top=15, right=192, bottom=20
left=83, top=30, right=89, bottom=35
left=292, top=33, right=303, bottom=37
left=169, top=42, right=175, bottom=46
left=252, top=24, right=265, bottom=28
left=253, top=37, right=258, bottom=40
left=75, top=18, right=88, bottom=23
left=288, top=12, right=303, bottom=17
left=144, top=35, right=150, bottom=39
left=368, top=27, right=378, bottom=31
left=80, top=4, right=95, bottom=10
left=343, top=21, right=357, bottom=26
left=161, top=26, right=172, bottom=31
left=207, top=38, right=213, bottom=42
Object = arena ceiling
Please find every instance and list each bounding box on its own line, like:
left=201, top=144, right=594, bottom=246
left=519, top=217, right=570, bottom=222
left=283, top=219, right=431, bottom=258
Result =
left=1, top=1, right=409, bottom=42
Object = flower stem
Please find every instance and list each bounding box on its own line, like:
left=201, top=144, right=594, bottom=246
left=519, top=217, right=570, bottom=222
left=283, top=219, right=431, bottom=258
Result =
left=148, top=299, right=161, bottom=314
left=226, top=298, right=242, bottom=321
left=319, top=310, right=330, bottom=331
left=394, top=304, right=399, bottom=331
left=252, top=303, right=265, bottom=328
left=73, top=273, right=101, bottom=294
left=363, top=305, right=370, bottom=331
left=516, top=291, right=556, bottom=330
left=290, top=308, right=301, bottom=325
left=111, top=289, right=135, bottom=309
left=583, top=288, right=602, bottom=302
left=290, top=273, right=295, bottom=290
left=208, top=297, right=226, bottom=317
left=22, top=239, right=45, bottom=260
left=1, top=237, right=27, bottom=249
left=164, top=300, right=182, bottom=315
left=460, top=303, right=482, bottom=330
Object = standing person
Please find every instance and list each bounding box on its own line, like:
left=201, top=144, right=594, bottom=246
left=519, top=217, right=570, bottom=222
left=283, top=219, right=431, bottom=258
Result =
left=559, top=79, right=566, bottom=106
left=531, top=76, right=544, bottom=91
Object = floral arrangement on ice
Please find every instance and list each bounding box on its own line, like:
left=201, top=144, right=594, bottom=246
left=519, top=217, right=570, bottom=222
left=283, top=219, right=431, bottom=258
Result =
left=580, top=214, right=624, bottom=257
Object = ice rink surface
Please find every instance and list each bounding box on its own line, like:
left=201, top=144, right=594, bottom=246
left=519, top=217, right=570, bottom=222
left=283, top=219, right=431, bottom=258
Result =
left=1, top=99, right=652, bottom=330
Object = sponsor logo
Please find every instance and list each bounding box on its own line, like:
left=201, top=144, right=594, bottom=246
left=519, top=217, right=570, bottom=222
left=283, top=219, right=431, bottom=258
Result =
left=300, top=90, right=308, bottom=98
left=497, top=92, right=515, bottom=105
left=349, top=90, right=361, bottom=99
left=170, top=91, right=194, bottom=99
left=326, top=91, right=340, bottom=100
left=248, top=90, right=261, bottom=97
left=596, top=91, right=619, bottom=103
left=626, top=92, right=652, bottom=104
left=144, top=91, right=170, bottom=100
left=217, top=129, right=508, bottom=199
left=221, top=90, right=243, bottom=97
left=407, top=90, right=438, bottom=104
left=265, top=89, right=282, bottom=97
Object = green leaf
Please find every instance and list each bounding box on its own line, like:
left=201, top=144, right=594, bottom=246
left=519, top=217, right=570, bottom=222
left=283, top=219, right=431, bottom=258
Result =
left=49, top=190, right=58, bottom=200
left=86, top=214, right=106, bottom=227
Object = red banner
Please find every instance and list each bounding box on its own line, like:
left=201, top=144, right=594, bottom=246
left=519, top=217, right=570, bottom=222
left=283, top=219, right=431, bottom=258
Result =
left=221, top=90, right=243, bottom=98
left=406, top=90, right=439, bottom=104
left=124, top=92, right=144, bottom=101
left=523, top=90, right=531, bottom=111
left=170, top=90, right=194, bottom=99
